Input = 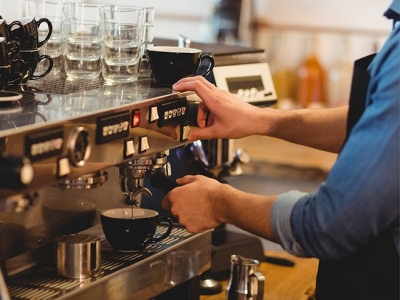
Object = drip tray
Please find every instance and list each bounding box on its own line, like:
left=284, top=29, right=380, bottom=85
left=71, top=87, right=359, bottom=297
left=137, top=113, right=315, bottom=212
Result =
left=6, top=225, right=212, bottom=300
left=26, top=76, right=103, bottom=95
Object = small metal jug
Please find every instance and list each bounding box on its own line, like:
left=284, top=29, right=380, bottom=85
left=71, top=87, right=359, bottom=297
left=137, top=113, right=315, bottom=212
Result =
left=226, top=254, right=265, bottom=300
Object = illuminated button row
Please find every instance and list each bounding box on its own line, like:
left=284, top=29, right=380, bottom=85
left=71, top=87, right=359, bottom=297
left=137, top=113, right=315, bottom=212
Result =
left=237, top=88, right=259, bottom=100
left=30, top=138, right=63, bottom=157
left=96, top=111, right=130, bottom=145
left=164, top=106, right=186, bottom=120
left=101, top=121, right=129, bottom=137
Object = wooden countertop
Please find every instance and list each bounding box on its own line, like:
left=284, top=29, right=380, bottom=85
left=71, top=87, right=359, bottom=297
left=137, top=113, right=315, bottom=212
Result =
left=201, top=251, right=319, bottom=300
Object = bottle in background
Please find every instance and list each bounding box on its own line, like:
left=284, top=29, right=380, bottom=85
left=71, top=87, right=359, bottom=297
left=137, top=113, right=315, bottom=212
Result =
left=268, top=32, right=296, bottom=109
left=326, top=34, right=353, bottom=107
left=296, top=33, right=326, bottom=108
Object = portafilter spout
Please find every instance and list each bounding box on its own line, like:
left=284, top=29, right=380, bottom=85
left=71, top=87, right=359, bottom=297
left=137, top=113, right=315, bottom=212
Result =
left=118, top=151, right=171, bottom=206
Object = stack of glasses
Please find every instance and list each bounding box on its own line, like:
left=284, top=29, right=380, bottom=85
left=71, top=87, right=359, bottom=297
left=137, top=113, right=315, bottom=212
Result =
left=25, top=1, right=155, bottom=84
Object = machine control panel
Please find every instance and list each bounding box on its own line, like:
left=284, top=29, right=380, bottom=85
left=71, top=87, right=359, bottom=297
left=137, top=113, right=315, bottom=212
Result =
left=156, top=97, right=188, bottom=128
left=212, top=62, right=277, bottom=106
left=24, top=127, right=64, bottom=161
left=96, top=111, right=130, bottom=144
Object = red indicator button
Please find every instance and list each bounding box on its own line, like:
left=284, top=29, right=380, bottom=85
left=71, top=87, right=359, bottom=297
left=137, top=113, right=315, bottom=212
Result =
left=132, top=110, right=140, bottom=127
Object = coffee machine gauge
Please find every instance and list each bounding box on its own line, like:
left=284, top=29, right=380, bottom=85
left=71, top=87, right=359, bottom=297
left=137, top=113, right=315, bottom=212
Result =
left=67, top=126, right=91, bottom=167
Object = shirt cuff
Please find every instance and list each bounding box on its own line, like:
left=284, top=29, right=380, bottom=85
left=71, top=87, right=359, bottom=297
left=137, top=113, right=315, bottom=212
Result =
left=271, top=190, right=309, bottom=257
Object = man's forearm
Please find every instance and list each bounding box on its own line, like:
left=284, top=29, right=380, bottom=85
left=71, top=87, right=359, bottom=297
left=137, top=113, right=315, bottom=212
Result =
left=263, top=106, right=348, bottom=153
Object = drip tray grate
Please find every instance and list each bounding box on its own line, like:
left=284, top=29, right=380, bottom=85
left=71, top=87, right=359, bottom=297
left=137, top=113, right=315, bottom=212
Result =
left=25, top=76, right=104, bottom=95
left=6, top=226, right=194, bottom=300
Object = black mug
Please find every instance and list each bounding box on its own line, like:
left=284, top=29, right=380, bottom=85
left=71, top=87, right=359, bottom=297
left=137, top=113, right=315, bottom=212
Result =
left=0, top=37, right=20, bottom=66
left=0, top=18, right=24, bottom=40
left=146, top=46, right=215, bottom=86
left=101, top=208, right=174, bottom=252
left=9, top=49, right=53, bottom=85
left=9, top=17, right=52, bottom=50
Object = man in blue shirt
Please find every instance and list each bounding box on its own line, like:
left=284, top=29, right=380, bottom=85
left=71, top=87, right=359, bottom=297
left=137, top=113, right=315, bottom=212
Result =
left=162, top=1, right=399, bottom=299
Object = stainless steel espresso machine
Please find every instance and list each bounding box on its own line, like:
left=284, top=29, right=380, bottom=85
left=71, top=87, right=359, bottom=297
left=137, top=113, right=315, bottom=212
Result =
left=0, top=76, right=212, bottom=299
left=0, top=38, right=276, bottom=299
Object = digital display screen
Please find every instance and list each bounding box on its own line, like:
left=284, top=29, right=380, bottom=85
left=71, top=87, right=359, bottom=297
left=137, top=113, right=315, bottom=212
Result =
left=226, top=75, right=264, bottom=93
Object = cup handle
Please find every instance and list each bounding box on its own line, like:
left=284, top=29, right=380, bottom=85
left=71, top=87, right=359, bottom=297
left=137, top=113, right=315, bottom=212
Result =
left=33, top=112, right=48, bottom=122
left=7, top=21, right=24, bottom=42
left=196, top=54, right=215, bottom=78
left=30, top=54, right=53, bottom=80
left=36, top=18, right=53, bottom=48
left=151, top=216, right=173, bottom=243
left=250, top=272, right=265, bottom=300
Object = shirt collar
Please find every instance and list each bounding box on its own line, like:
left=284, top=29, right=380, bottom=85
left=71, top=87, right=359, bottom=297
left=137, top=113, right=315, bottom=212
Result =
left=384, top=0, right=400, bottom=19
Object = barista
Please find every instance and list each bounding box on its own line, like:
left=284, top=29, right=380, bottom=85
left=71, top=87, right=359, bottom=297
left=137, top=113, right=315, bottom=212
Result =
left=161, top=1, right=400, bottom=299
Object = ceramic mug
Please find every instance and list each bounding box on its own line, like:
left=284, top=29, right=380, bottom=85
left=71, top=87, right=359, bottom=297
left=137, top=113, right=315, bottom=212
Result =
left=0, top=18, right=24, bottom=40
left=8, top=49, right=53, bottom=85
left=101, top=208, right=174, bottom=252
left=146, top=46, right=215, bottom=86
left=9, top=17, right=52, bottom=50
left=0, top=36, right=20, bottom=66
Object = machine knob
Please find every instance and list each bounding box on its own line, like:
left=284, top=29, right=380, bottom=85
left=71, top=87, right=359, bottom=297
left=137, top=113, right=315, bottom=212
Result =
left=67, top=126, right=91, bottom=167
left=0, top=152, right=34, bottom=189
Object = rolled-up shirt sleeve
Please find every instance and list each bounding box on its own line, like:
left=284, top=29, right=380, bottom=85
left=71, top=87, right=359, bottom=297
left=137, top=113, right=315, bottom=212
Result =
left=271, top=190, right=310, bottom=257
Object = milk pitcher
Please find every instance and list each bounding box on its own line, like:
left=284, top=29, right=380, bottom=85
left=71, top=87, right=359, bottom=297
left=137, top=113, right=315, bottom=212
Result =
left=226, top=254, right=265, bottom=300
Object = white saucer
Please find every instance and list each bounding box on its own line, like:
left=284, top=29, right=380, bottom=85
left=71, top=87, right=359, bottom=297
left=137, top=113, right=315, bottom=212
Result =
left=0, top=91, right=23, bottom=102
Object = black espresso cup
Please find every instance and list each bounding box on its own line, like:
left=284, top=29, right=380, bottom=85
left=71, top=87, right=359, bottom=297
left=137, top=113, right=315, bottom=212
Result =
left=0, top=37, right=20, bottom=66
left=146, top=46, right=215, bottom=86
left=9, top=17, right=52, bottom=50
left=101, top=208, right=174, bottom=252
left=0, top=18, right=24, bottom=40
left=12, top=49, right=53, bottom=84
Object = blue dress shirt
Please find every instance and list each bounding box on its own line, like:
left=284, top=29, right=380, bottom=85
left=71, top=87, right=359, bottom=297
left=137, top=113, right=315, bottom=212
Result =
left=271, top=1, right=400, bottom=260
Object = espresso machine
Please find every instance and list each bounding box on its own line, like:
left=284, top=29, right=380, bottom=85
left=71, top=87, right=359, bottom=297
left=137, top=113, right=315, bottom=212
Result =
left=0, top=35, right=277, bottom=299
left=0, top=76, right=214, bottom=299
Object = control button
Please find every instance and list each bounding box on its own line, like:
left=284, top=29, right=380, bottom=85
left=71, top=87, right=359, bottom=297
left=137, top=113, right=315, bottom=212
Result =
left=125, top=139, right=135, bottom=157
left=21, top=163, right=34, bottom=185
left=181, top=124, right=191, bottom=142
left=58, top=157, right=71, bottom=177
left=250, top=87, right=258, bottom=98
left=244, top=89, right=250, bottom=99
left=237, top=89, right=245, bottom=98
left=132, top=110, right=141, bottom=127
left=149, top=106, right=159, bottom=122
left=139, top=136, right=150, bottom=153
left=0, top=153, right=34, bottom=189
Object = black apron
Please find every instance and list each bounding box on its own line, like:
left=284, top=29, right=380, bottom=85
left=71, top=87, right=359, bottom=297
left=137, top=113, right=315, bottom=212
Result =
left=315, top=54, right=400, bottom=300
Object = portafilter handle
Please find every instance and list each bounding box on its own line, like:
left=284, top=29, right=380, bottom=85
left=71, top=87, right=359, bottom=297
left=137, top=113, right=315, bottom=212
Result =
left=146, top=170, right=179, bottom=195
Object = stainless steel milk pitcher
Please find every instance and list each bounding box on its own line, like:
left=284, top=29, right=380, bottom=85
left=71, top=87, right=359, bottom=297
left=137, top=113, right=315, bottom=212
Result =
left=226, top=254, right=265, bottom=300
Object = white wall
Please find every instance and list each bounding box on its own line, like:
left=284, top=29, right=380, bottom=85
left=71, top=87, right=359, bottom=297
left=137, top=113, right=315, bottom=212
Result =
left=253, top=0, right=392, bottom=33
left=1, top=0, right=393, bottom=39
left=0, top=0, right=393, bottom=76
